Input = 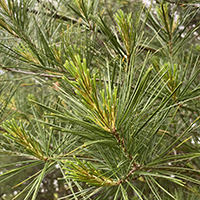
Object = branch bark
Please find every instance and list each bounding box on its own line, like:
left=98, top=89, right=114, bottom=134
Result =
left=156, top=0, right=200, bottom=8
left=0, top=126, right=9, bottom=133
left=1, top=67, right=136, bottom=90
left=1, top=67, right=63, bottom=79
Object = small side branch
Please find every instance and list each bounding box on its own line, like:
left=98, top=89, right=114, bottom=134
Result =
left=28, top=9, right=79, bottom=25
left=155, top=0, right=200, bottom=8
left=1, top=67, right=63, bottom=79
left=112, top=129, right=140, bottom=176
left=1, top=67, right=136, bottom=89
left=0, top=126, right=9, bottom=133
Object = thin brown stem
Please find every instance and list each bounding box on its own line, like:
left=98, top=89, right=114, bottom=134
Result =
left=112, top=129, right=140, bottom=176
left=28, top=8, right=80, bottom=25
left=28, top=8, right=156, bottom=53
left=1, top=67, right=136, bottom=90
left=155, top=0, right=199, bottom=8
left=0, top=126, right=9, bottom=133
left=1, top=67, right=64, bottom=79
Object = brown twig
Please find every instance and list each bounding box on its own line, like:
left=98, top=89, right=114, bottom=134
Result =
left=155, top=0, right=200, bottom=8
left=37, top=0, right=56, bottom=12
left=28, top=8, right=80, bottom=25
left=1, top=67, right=64, bottom=79
left=28, top=8, right=156, bottom=53
left=112, top=128, right=140, bottom=178
left=1, top=67, right=136, bottom=89
left=0, top=126, right=9, bottom=133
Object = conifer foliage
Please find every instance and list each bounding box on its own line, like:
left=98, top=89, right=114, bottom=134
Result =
left=0, top=0, right=200, bottom=199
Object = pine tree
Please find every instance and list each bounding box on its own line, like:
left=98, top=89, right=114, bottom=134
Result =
left=0, top=0, right=200, bottom=199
